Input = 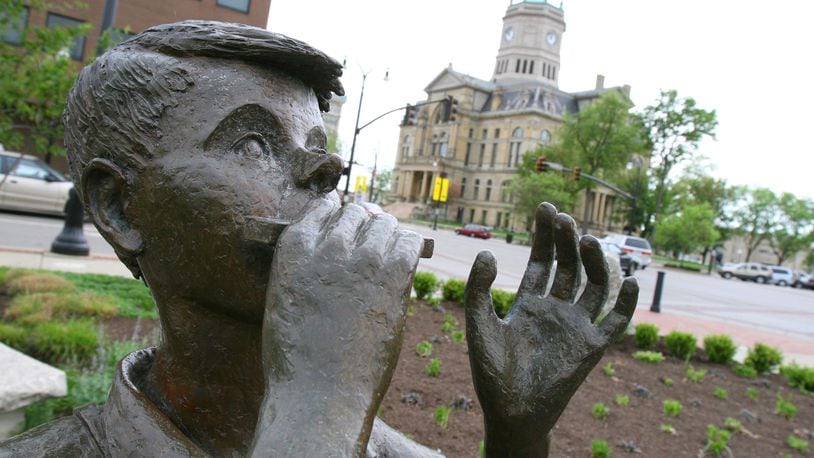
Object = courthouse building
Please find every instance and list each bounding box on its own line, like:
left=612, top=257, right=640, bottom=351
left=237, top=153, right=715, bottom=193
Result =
left=391, top=0, right=631, bottom=233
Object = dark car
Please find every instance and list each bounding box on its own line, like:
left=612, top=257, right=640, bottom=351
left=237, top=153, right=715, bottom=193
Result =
left=455, top=223, right=492, bottom=239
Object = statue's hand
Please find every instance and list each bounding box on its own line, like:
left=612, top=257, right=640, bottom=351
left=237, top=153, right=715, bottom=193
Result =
left=250, top=199, right=421, bottom=457
left=465, top=203, right=638, bottom=457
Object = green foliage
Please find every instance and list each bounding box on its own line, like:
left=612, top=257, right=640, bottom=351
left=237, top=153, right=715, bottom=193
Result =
left=506, top=158, right=578, bottom=226
left=745, top=342, right=783, bottom=374
left=787, top=434, right=809, bottom=453
left=6, top=292, right=117, bottom=325
left=6, top=272, right=74, bottom=295
left=704, top=424, right=731, bottom=457
left=413, top=272, right=440, bottom=300
left=415, top=341, right=433, bottom=358
left=775, top=393, right=797, bottom=421
left=664, top=330, right=697, bottom=360
left=780, top=363, right=814, bottom=392
left=662, top=377, right=674, bottom=387
left=634, top=323, right=659, bottom=350
left=489, top=288, right=515, bottom=317
left=662, top=399, right=683, bottom=417
left=591, top=439, right=612, bottom=458
left=0, top=322, right=27, bottom=350
left=733, top=364, right=758, bottom=379
left=427, top=296, right=441, bottom=307
left=703, top=334, right=737, bottom=364
left=425, top=358, right=441, bottom=377
left=655, top=203, right=719, bottom=258
left=479, top=440, right=484, bottom=458
left=615, top=394, right=630, bottom=407
left=406, top=305, right=416, bottom=317
left=723, top=417, right=742, bottom=433
left=441, top=321, right=454, bottom=333
left=56, top=272, right=156, bottom=319
left=602, top=362, right=615, bottom=377
left=451, top=330, right=465, bottom=343
left=633, top=351, right=664, bottom=364
left=441, top=279, right=466, bottom=304
left=443, top=313, right=458, bottom=327
left=686, top=365, right=707, bottom=383
left=660, top=424, right=676, bottom=435
left=713, top=387, right=728, bottom=400
left=31, top=319, right=98, bottom=363
left=746, top=387, right=760, bottom=401
left=591, top=402, right=609, bottom=420
left=434, top=406, right=451, bottom=429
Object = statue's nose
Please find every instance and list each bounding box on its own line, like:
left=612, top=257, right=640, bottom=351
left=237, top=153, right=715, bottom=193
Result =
left=291, top=148, right=344, bottom=193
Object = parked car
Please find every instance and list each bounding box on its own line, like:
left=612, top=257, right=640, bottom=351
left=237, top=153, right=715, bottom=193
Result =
left=455, top=223, right=492, bottom=239
left=0, top=151, right=73, bottom=216
left=793, top=271, right=811, bottom=289
left=360, top=201, right=384, bottom=215
left=769, top=266, right=797, bottom=287
left=600, top=240, right=634, bottom=276
left=602, top=234, right=652, bottom=270
left=799, top=272, right=814, bottom=290
left=717, top=262, right=772, bottom=283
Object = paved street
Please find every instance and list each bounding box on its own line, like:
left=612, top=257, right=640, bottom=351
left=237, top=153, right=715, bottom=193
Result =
left=0, top=212, right=113, bottom=255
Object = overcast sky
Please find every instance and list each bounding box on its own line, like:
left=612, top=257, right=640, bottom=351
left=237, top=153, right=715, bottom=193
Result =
left=268, top=0, right=813, bottom=200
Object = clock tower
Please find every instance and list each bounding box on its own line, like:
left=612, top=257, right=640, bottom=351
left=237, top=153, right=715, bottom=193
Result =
left=492, top=0, right=565, bottom=87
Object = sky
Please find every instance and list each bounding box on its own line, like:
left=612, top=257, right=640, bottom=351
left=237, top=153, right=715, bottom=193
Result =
left=268, top=0, right=814, bottom=200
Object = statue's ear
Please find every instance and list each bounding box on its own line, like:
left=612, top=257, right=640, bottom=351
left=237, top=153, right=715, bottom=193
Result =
left=81, top=158, right=143, bottom=256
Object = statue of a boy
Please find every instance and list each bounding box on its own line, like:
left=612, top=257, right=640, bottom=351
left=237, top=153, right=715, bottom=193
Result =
left=0, top=21, right=637, bottom=457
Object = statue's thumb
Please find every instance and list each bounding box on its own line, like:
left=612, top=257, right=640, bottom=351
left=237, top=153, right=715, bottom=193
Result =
left=464, top=250, right=498, bottom=322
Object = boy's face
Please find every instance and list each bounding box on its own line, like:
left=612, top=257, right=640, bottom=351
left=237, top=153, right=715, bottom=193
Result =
left=128, top=58, right=340, bottom=322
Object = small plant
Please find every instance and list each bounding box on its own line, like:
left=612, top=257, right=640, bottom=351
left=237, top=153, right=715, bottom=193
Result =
left=733, top=364, right=758, bottom=379
left=415, top=340, right=433, bottom=357
left=633, top=351, right=664, bottom=364
left=775, top=393, right=797, bottom=420
left=660, top=423, right=676, bottom=435
left=413, top=272, right=440, bottom=300
left=441, top=313, right=458, bottom=333
left=406, top=305, right=416, bottom=316
left=703, top=334, right=737, bottom=364
left=713, top=387, right=728, bottom=400
left=441, top=321, right=454, bottom=333
left=434, top=405, right=452, bottom=429
left=441, top=279, right=466, bottom=304
left=591, top=402, right=609, bottom=420
left=746, top=387, right=760, bottom=401
left=615, top=394, right=630, bottom=407
left=723, top=417, right=742, bottom=433
left=591, top=439, right=612, bottom=458
left=451, top=330, right=465, bottom=343
left=425, top=358, right=442, bottom=377
left=427, top=296, right=441, bottom=307
left=602, top=362, right=615, bottom=377
left=787, top=434, right=809, bottom=453
left=490, top=288, right=516, bottom=317
left=686, top=364, right=707, bottom=383
left=780, top=363, right=814, bottom=393
left=745, top=342, right=783, bottom=374
left=664, top=330, right=697, bottom=360
left=634, top=323, right=659, bottom=350
left=703, top=424, right=731, bottom=457
left=663, top=399, right=683, bottom=417
left=662, top=377, right=674, bottom=387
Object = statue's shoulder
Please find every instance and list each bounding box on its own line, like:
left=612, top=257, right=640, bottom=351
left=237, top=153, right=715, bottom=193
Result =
left=368, top=418, right=444, bottom=458
left=0, top=406, right=104, bottom=458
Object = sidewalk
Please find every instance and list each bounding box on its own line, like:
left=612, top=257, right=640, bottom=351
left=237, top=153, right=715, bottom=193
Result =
left=2, top=246, right=813, bottom=367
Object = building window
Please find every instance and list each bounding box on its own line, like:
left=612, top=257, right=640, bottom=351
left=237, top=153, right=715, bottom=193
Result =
left=460, top=178, right=466, bottom=198
left=216, top=0, right=251, bottom=13
left=108, top=28, right=134, bottom=46
left=515, top=59, right=520, bottom=73
left=482, top=129, right=488, bottom=140
left=464, top=143, right=472, bottom=165
left=469, top=208, right=475, bottom=223
left=478, top=144, right=485, bottom=167
left=401, top=135, right=411, bottom=158
left=540, top=130, right=551, bottom=143
left=490, top=144, right=497, bottom=168
left=542, top=62, right=547, bottom=77
left=494, top=129, right=500, bottom=139
left=501, top=181, right=512, bottom=203
left=468, top=128, right=474, bottom=138
left=2, top=7, right=28, bottom=45
left=496, top=212, right=503, bottom=228
left=529, top=61, right=534, bottom=74
left=522, top=60, right=527, bottom=73
left=552, top=66, right=557, bottom=80
left=46, top=13, right=86, bottom=61
left=481, top=210, right=488, bottom=225
left=485, top=179, right=493, bottom=201
left=474, top=179, right=480, bottom=200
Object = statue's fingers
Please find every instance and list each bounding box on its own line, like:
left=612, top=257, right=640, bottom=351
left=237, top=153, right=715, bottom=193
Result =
left=464, top=251, right=501, bottom=349
left=354, top=213, right=399, bottom=268
left=575, top=236, right=610, bottom=321
left=549, top=213, right=581, bottom=302
left=322, top=203, right=368, bottom=254
left=387, top=228, right=423, bottom=281
left=277, top=197, right=337, bottom=253
left=517, top=203, right=556, bottom=298
left=598, top=277, right=639, bottom=342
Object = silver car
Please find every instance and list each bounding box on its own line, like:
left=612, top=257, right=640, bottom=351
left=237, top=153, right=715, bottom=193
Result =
left=0, top=150, right=73, bottom=216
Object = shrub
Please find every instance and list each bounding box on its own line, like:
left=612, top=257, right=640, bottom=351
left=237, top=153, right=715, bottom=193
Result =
left=787, top=434, right=809, bottom=453
left=591, top=439, right=612, bottom=458
left=733, top=364, right=758, bottom=379
left=31, top=319, right=99, bottom=363
left=442, top=279, right=466, bottom=304
left=633, top=351, right=664, bottom=364
left=434, top=406, right=451, bottom=429
left=686, top=365, right=707, bottom=383
left=591, top=402, right=609, bottom=420
left=744, top=342, right=783, bottom=374
left=425, top=358, right=441, bottom=377
left=746, top=387, right=760, bottom=401
left=441, top=314, right=458, bottom=334
left=451, top=330, right=465, bottom=343
left=780, top=363, right=814, bottom=392
left=664, top=330, right=697, bottom=360
left=415, top=341, right=433, bottom=357
left=723, top=417, right=742, bottom=433
left=441, top=321, right=454, bottom=333
left=662, top=399, right=683, bottom=417
left=634, top=323, right=659, bottom=350
left=0, top=322, right=28, bottom=351
left=490, top=288, right=515, bottom=317
left=713, top=387, right=728, bottom=400
left=602, top=362, right=614, bottom=377
left=413, top=272, right=440, bottom=300
left=704, top=424, right=731, bottom=457
left=615, top=394, right=630, bottom=407
left=775, top=393, right=797, bottom=420
left=427, top=296, right=441, bottom=307
left=703, top=334, right=737, bottom=364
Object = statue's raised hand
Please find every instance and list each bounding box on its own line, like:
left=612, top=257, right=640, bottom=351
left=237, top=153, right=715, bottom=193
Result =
left=465, top=203, right=638, bottom=457
left=250, top=199, right=422, bottom=457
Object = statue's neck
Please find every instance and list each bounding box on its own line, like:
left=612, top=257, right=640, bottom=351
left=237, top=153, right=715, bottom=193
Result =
left=145, top=298, right=264, bottom=456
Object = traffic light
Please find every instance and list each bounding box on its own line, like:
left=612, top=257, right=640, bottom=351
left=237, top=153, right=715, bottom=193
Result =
left=446, top=95, right=459, bottom=122
left=402, top=104, right=418, bottom=126
left=572, top=166, right=582, bottom=181
left=534, top=156, right=548, bottom=172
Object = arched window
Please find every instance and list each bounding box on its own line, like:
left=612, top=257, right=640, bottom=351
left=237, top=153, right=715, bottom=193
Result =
left=401, top=135, right=411, bottom=158
left=474, top=179, right=480, bottom=200
left=485, top=179, right=493, bottom=201
left=510, top=128, right=524, bottom=168
left=540, top=130, right=551, bottom=144
left=512, top=127, right=524, bottom=139
left=460, top=177, right=467, bottom=198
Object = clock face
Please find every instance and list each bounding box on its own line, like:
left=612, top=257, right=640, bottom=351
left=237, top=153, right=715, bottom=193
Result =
left=546, top=31, right=558, bottom=46
left=504, top=27, right=514, bottom=42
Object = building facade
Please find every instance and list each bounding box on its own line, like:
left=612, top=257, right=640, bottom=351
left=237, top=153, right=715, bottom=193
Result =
left=391, top=0, right=630, bottom=234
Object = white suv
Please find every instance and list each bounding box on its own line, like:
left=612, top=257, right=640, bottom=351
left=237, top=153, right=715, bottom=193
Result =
left=602, top=234, right=652, bottom=270
left=769, top=266, right=797, bottom=287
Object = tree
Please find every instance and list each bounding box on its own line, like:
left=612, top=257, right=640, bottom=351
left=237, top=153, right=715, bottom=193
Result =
left=769, top=193, right=814, bottom=265
left=642, top=90, right=717, bottom=242
left=730, top=187, right=778, bottom=262
left=654, top=203, right=719, bottom=265
left=371, top=167, right=392, bottom=203
left=506, top=151, right=577, bottom=233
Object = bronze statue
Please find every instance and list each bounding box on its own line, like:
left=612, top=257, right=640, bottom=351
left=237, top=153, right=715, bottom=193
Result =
left=0, top=21, right=637, bottom=457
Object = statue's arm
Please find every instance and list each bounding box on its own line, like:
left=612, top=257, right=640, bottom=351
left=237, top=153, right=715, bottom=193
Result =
left=0, top=414, right=102, bottom=458
left=367, top=418, right=444, bottom=458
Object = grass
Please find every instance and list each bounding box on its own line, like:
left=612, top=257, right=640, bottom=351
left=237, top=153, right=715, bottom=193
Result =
left=55, top=271, right=156, bottom=319
left=633, top=351, right=664, bottom=364
left=425, top=358, right=441, bottom=377
left=663, top=399, right=683, bottom=416
left=434, top=405, right=452, bottom=429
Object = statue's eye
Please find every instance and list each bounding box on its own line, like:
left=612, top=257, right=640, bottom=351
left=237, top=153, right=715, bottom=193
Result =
left=231, top=133, right=269, bottom=159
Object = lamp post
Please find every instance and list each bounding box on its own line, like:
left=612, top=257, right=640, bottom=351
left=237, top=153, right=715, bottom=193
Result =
left=627, top=155, right=643, bottom=235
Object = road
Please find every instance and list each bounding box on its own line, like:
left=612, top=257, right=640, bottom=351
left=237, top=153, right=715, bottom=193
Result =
left=3, top=212, right=813, bottom=342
